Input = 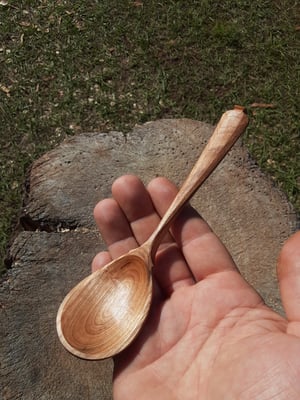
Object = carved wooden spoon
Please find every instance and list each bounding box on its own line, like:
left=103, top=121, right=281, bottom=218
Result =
left=56, top=106, right=248, bottom=360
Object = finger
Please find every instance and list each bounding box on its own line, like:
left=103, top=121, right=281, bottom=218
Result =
left=91, top=251, right=112, bottom=272
left=147, top=177, right=238, bottom=281
left=111, top=175, right=173, bottom=245
left=154, top=242, right=196, bottom=294
left=277, top=231, right=300, bottom=324
left=92, top=191, right=166, bottom=362
left=94, top=198, right=138, bottom=258
left=112, top=175, right=195, bottom=295
left=139, top=177, right=196, bottom=293
left=94, top=175, right=173, bottom=261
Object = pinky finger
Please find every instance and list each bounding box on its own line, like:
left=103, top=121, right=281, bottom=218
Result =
left=91, top=251, right=112, bottom=273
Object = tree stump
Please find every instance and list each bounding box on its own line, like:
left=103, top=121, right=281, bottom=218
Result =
left=1, top=119, right=297, bottom=399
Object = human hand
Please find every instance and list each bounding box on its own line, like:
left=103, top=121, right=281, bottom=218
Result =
left=92, top=175, right=300, bottom=400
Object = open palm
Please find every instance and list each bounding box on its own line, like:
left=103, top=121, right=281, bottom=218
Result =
left=92, top=175, right=300, bottom=400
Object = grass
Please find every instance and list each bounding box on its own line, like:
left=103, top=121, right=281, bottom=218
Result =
left=0, top=0, right=299, bottom=274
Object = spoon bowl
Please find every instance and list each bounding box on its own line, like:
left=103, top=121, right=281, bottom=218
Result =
left=57, top=106, right=248, bottom=359
left=57, top=248, right=152, bottom=359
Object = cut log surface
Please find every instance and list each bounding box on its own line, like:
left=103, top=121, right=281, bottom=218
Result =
left=1, top=119, right=297, bottom=399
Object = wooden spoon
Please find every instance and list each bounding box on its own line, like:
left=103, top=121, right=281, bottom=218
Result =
left=56, top=106, right=248, bottom=360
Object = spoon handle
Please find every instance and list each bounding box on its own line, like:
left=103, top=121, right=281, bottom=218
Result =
left=146, top=106, right=249, bottom=261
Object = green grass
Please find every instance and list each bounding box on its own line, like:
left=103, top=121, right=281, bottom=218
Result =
left=0, top=0, right=299, bottom=273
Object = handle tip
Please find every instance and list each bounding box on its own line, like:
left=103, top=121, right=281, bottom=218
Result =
left=234, top=104, right=247, bottom=114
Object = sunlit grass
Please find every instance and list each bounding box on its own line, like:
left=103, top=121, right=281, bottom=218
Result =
left=0, top=0, right=299, bottom=273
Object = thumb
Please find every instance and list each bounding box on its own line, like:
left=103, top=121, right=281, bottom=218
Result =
left=277, top=231, right=300, bottom=323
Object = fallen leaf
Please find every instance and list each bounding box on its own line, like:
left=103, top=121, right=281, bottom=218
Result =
left=250, top=102, right=276, bottom=109
left=20, top=21, right=31, bottom=27
left=0, top=84, right=10, bottom=96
